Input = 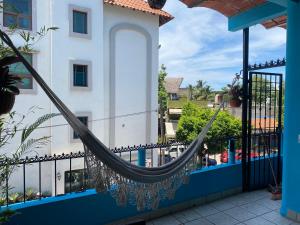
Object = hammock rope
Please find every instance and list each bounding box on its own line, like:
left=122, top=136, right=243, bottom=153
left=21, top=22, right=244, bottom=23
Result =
left=0, top=30, right=222, bottom=210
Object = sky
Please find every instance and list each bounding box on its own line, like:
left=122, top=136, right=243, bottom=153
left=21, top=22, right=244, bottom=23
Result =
left=159, top=1, right=287, bottom=91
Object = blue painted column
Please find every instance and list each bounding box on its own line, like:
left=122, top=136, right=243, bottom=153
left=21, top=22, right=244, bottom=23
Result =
left=228, top=139, right=236, bottom=165
left=138, top=148, right=146, bottom=167
left=281, top=0, right=300, bottom=220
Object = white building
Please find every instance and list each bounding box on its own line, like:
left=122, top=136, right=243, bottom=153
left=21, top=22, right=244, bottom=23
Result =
left=1, top=0, right=172, bottom=195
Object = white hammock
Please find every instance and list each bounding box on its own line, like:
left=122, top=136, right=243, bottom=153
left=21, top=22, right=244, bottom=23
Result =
left=0, top=30, right=221, bottom=210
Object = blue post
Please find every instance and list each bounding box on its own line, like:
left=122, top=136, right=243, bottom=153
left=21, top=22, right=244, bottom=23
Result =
left=138, top=148, right=146, bottom=167
left=228, top=139, right=236, bottom=164
left=281, top=0, right=300, bottom=220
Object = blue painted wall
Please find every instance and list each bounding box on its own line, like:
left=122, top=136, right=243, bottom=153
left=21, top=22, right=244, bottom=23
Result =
left=281, top=0, right=300, bottom=216
left=1, top=164, right=242, bottom=225
left=1, top=157, right=280, bottom=225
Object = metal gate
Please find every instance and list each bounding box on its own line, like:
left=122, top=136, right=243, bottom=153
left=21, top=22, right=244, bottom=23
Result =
left=244, top=72, right=283, bottom=191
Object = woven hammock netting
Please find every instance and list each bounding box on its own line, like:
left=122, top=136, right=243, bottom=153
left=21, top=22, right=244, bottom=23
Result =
left=0, top=30, right=221, bottom=211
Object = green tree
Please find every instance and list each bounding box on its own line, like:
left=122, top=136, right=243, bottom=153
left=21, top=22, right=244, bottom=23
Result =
left=176, top=103, right=242, bottom=153
left=188, top=84, right=193, bottom=101
left=158, top=64, right=168, bottom=140
left=0, top=111, right=59, bottom=197
left=192, top=80, right=213, bottom=101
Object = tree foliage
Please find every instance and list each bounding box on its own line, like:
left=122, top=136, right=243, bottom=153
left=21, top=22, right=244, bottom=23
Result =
left=0, top=110, right=59, bottom=192
left=158, top=64, right=168, bottom=139
left=176, top=103, right=242, bottom=153
left=158, top=64, right=168, bottom=112
left=191, top=80, right=214, bottom=101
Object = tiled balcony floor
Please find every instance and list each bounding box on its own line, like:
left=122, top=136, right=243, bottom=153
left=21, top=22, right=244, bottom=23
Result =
left=147, top=190, right=300, bottom=225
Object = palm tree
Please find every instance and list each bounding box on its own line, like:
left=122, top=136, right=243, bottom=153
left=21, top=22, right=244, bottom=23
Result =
left=0, top=111, right=59, bottom=191
left=188, top=84, right=194, bottom=101
left=193, top=80, right=213, bottom=100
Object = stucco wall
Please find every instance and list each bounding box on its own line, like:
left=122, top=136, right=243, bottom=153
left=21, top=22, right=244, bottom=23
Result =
left=103, top=5, right=159, bottom=148
left=1, top=1, right=160, bottom=194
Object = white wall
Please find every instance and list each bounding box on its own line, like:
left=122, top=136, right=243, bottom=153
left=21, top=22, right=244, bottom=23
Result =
left=103, top=5, right=159, bottom=148
left=0, top=0, right=53, bottom=194
left=49, top=0, right=104, bottom=195
left=1, top=1, right=160, bottom=195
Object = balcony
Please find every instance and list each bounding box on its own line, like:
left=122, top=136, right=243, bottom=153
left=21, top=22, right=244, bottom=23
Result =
left=1, top=133, right=287, bottom=225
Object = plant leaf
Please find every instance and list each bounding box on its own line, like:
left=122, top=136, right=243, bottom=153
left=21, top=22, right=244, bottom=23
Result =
left=21, top=113, right=60, bottom=142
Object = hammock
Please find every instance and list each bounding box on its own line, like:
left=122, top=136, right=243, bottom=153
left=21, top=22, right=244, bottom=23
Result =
left=0, top=30, right=222, bottom=210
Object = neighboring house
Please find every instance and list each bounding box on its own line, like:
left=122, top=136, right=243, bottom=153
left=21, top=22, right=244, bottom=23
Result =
left=163, top=77, right=185, bottom=141
left=3, top=0, right=172, bottom=195
left=178, top=87, right=189, bottom=99
left=164, top=77, right=183, bottom=100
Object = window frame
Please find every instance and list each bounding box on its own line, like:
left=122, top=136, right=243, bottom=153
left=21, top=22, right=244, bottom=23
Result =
left=69, top=5, right=92, bottom=39
left=70, top=112, right=92, bottom=143
left=9, top=53, right=37, bottom=94
left=2, top=0, right=37, bottom=32
left=70, top=60, right=92, bottom=91
left=64, top=168, right=92, bottom=194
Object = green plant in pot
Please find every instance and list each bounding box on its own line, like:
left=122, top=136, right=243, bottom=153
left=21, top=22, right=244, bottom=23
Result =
left=148, top=0, right=167, bottom=9
left=0, top=56, right=21, bottom=115
left=228, top=83, right=243, bottom=107
left=226, top=74, right=243, bottom=108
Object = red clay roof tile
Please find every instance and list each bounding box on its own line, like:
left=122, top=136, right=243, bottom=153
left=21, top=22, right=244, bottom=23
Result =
left=104, top=0, right=174, bottom=26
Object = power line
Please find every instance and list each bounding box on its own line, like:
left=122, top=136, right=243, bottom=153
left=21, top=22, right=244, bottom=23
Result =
left=14, top=109, right=158, bottom=132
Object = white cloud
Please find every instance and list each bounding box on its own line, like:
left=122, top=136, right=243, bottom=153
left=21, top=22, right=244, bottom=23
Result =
left=159, top=1, right=286, bottom=90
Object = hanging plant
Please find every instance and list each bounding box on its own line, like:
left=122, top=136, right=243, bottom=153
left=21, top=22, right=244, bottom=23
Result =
left=228, top=84, right=243, bottom=108
left=148, top=0, right=167, bottom=9
left=0, top=56, right=21, bottom=116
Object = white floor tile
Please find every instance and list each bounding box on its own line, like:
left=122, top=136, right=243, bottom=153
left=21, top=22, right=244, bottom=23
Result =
left=209, top=199, right=236, bottom=211
left=240, top=202, right=272, bottom=216
left=146, top=190, right=293, bottom=225
left=224, top=206, right=256, bottom=222
left=244, top=217, right=276, bottom=225
left=262, top=211, right=294, bottom=225
left=194, top=205, right=220, bottom=217
left=173, top=209, right=202, bottom=223
left=184, top=218, right=214, bottom=225
left=206, top=212, right=239, bottom=225
left=256, top=198, right=281, bottom=210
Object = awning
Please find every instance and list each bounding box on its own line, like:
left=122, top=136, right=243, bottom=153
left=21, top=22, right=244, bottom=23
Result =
left=180, top=0, right=287, bottom=30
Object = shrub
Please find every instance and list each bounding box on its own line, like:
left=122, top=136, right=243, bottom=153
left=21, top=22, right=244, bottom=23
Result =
left=176, top=103, right=242, bottom=154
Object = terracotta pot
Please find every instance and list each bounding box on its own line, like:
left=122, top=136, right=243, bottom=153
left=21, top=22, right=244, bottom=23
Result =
left=0, top=92, right=16, bottom=115
left=148, top=0, right=167, bottom=9
left=229, top=98, right=242, bottom=108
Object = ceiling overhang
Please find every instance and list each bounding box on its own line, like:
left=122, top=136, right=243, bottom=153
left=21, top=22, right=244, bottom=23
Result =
left=180, top=0, right=287, bottom=31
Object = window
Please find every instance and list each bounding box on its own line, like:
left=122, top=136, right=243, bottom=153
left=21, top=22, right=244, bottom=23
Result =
left=64, top=169, right=92, bottom=194
left=70, top=113, right=91, bottom=142
left=69, top=5, right=91, bottom=39
left=9, top=54, right=34, bottom=90
left=73, top=11, right=87, bottom=34
left=3, top=0, right=32, bottom=30
left=70, top=60, right=92, bottom=90
left=73, top=116, right=88, bottom=139
left=73, top=64, right=88, bottom=87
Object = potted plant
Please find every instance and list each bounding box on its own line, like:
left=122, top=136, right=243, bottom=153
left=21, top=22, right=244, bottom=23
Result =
left=0, top=56, right=21, bottom=116
left=228, top=83, right=243, bottom=107
left=148, top=0, right=167, bottom=9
